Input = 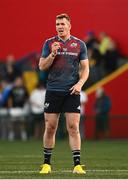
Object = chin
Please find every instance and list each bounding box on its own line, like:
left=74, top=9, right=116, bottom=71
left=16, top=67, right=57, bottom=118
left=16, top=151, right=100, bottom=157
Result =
left=58, top=32, right=64, bottom=37
left=59, top=35, right=64, bottom=38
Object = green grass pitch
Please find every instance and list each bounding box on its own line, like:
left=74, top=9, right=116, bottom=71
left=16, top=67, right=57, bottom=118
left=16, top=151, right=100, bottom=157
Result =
left=0, top=139, right=128, bottom=179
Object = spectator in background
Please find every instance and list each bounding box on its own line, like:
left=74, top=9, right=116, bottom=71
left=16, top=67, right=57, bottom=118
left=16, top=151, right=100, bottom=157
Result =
left=8, top=77, right=28, bottom=108
left=103, top=42, right=120, bottom=74
left=0, top=80, right=12, bottom=107
left=99, top=32, right=121, bottom=75
left=83, top=31, right=103, bottom=87
left=7, top=76, right=29, bottom=141
left=84, top=31, right=99, bottom=50
left=88, top=41, right=103, bottom=83
left=1, top=54, right=22, bottom=83
left=99, top=32, right=113, bottom=55
left=0, top=80, right=12, bottom=140
left=94, top=87, right=111, bottom=140
left=29, top=82, right=46, bottom=139
left=80, top=91, right=88, bottom=140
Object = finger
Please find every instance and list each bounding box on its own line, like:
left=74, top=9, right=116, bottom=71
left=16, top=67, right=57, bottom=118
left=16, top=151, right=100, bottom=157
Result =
left=54, top=45, right=61, bottom=51
left=69, top=86, right=74, bottom=91
left=70, top=91, right=74, bottom=95
left=54, top=44, right=60, bottom=48
left=75, top=91, right=80, bottom=95
left=56, top=45, right=61, bottom=50
left=53, top=42, right=60, bottom=47
left=70, top=89, right=76, bottom=95
left=52, top=42, right=58, bottom=48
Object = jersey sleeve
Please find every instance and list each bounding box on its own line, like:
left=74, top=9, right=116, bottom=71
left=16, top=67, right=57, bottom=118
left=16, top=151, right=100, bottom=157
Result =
left=41, top=40, right=50, bottom=58
left=79, top=41, right=88, bottom=60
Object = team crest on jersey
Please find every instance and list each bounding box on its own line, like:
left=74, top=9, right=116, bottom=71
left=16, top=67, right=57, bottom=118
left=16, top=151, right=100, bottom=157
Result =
left=70, top=42, right=77, bottom=47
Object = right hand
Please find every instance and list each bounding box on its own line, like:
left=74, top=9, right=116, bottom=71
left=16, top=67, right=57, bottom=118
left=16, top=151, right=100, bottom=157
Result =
left=51, top=42, right=61, bottom=55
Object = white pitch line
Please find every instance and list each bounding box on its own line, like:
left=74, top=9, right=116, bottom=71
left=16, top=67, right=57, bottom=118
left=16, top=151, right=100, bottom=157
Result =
left=0, top=162, right=40, bottom=164
left=0, top=170, right=37, bottom=173
left=0, top=169, right=128, bottom=174
left=87, top=170, right=128, bottom=172
left=0, top=155, right=41, bottom=158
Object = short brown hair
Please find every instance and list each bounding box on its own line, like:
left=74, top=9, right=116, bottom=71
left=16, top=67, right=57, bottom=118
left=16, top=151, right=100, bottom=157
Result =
left=56, top=13, right=71, bottom=22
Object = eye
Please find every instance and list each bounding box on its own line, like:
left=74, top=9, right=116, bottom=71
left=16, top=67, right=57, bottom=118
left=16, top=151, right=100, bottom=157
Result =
left=61, top=23, right=65, bottom=25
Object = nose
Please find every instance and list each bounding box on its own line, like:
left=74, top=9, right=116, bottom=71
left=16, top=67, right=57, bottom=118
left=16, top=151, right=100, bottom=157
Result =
left=58, top=24, right=63, bottom=28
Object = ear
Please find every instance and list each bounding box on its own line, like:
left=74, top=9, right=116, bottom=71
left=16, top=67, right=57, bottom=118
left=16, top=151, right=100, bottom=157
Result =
left=69, top=23, right=71, bottom=30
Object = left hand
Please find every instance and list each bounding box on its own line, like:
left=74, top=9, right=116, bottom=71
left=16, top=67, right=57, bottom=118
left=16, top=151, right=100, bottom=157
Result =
left=69, top=83, right=82, bottom=95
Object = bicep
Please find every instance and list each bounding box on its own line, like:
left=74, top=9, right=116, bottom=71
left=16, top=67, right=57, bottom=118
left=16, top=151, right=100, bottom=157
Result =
left=80, top=59, right=89, bottom=69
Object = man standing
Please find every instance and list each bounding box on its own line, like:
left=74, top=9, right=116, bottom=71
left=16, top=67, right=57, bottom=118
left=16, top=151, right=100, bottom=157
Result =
left=39, top=13, right=89, bottom=174
left=94, top=87, right=111, bottom=140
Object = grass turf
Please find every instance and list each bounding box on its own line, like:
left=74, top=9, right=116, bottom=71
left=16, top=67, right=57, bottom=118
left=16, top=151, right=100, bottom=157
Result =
left=0, top=139, right=128, bottom=179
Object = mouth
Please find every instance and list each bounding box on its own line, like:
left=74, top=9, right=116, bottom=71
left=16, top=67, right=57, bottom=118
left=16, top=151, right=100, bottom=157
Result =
left=58, top=30, right=64, bottom=33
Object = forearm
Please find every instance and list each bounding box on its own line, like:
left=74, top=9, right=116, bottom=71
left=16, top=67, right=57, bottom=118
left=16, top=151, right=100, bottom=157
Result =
left=78, top=65, right=89, bottom=87
left=39, top=52, right=56, bottom=71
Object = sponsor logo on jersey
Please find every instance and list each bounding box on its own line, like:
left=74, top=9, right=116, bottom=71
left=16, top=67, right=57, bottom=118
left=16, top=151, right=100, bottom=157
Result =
left=57, top=52, right=78, bottom=56
left=63, top=48, right=67, bottom=51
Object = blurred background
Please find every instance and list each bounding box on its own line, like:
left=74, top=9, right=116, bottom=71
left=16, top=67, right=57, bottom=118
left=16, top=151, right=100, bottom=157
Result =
left=0, top=0, right=128, bottom=141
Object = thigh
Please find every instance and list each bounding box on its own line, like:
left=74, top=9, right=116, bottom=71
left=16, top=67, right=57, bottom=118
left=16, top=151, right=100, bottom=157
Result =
left=44, top=113, right=60, bottom=128
left=65, top=113, right=80, bottom=129
left=62, top=94, right=80, bottom=113
left=44, top=91, right=65, bottom=113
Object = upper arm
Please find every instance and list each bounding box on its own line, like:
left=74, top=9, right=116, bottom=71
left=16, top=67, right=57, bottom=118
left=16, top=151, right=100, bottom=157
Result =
left=79, top=41, right=88, bottom=60
left=41, top=40, right=50, bottom=58
left=80, top=59, right=89, bottom=70
left=79, top=41, right=89, bottom=71
left=39, top=40, right=50, bottom=70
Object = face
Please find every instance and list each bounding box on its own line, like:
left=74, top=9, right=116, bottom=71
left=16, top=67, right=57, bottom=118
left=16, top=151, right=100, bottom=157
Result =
left=56, top=18, right=71, bottom=39
left=15, top=77, right=23, bottom=87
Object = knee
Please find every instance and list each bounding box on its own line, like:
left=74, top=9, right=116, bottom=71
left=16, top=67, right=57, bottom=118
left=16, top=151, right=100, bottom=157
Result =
left=67, top=125, right=79, bottom=136
left=45, top=123, right=57, bottom=136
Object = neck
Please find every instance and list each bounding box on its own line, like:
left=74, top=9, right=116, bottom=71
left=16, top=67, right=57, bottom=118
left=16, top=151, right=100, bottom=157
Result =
left=58, top=34, right=71, bottom=41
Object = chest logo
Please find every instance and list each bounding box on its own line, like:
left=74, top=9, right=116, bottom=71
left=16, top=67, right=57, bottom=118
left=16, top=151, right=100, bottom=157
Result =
left=70, top=42, right=77, bottom=47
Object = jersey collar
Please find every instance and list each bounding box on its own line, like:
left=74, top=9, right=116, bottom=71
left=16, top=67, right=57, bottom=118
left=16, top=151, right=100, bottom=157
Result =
left=57, top=35, right=72, bottom=43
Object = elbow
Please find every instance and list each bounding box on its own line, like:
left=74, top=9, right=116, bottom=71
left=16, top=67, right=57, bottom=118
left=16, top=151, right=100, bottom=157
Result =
left=39, top=64, right=48, bottom=71
left=39, top=64, right=43, bottom=71
left=39, top=64, right=44, bottom=71
left=39, top=63, right=48, bottom=71
left=88, top=68, right=90, bottom=76
left=87, top=68, right=90, bottom=79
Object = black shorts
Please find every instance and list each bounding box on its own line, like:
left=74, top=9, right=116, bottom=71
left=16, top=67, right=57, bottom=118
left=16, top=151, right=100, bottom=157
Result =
left=44, top=91, right=80, bottom=113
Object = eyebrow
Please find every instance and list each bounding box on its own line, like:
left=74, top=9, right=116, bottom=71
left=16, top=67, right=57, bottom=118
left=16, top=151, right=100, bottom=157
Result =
left=56, top=22, right=65, bottom=26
